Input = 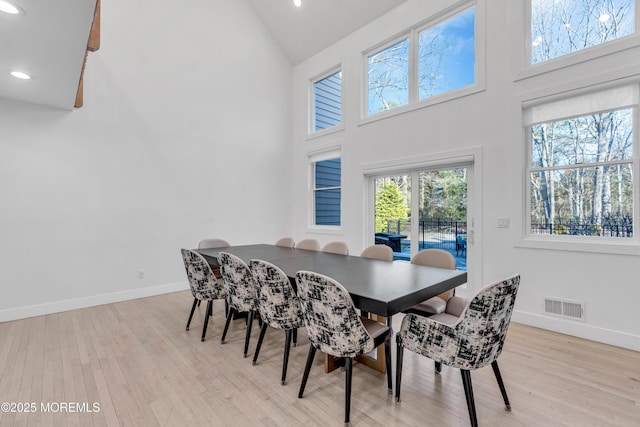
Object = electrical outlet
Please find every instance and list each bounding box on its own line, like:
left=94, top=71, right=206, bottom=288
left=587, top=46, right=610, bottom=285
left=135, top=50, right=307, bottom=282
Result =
left=497, top=217, right=510, bottom=228
left=138, top=269, right=145, bottom=279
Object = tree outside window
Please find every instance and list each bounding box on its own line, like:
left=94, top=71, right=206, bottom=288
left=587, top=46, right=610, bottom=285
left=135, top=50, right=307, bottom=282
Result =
left=530, top=108, right=634, bottom=237
left=531, top=0, right=635, bottom=64
left=366, top=4, right=476, bottom=116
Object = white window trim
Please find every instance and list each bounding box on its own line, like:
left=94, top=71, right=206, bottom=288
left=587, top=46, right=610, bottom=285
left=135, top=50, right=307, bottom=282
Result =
left=308, top=65, right=344, bottom=137
left=360, top=0, right=485, bottom=125
left=307, top=144, right=343, bottom=233
left=518, top=82, right=640, bottom=256
left=513, top=0, right=640, bottom=82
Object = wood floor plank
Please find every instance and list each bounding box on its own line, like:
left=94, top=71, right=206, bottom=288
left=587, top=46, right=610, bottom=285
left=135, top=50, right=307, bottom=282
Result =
left=0, top=290, right=638, bottom=426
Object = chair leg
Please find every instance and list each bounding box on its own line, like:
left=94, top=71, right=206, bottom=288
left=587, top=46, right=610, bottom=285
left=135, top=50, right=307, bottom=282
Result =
left=244, top=310, right=255, bottom=357
left=221, top=308, right=234, bottom=344
left=282, top=329, right=293, bottom=385
left=201, top=300, right=212, bottom=342
left=298, top=345, right=316, bottom=398
left=385, top=340, right=392, bottom=394
left=395, top=343, right=404, bottom=402
left=292, top=328, right=297, bottom=347
left=461, top=369, right=478, bottom=427
left=253, top=323, right=269, bottom=366
left=491, top=361, right=511, bottom=410
left=344, top=357, right=353, bottom=424
left=186, top=298, right=198, bottom=331
left=435, top=361, right=442, bottom=373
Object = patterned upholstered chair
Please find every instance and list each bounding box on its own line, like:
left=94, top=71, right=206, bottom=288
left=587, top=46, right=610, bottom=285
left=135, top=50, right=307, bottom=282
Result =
left=295, top=238, right=320, bottom=251
left=196, top=239, right=229, bottom=308
left=321, top=241, right=349, bottom=255
left=395, top=274, right=520, bottom=427
left=295, top=271, right=392, bottom=424
left=218, top=252, right=259, bottom=357
left=249, top=259, right=305, bottom=385
left=275, top=237, right=295, bottom=248
left=360, top=244, right=394, bottom=261
left=180, top=249, right=227, bottom=342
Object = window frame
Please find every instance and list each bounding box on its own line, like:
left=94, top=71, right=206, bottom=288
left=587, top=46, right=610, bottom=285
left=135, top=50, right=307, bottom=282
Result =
left=520, top=82, right=640, bottom=255
left=308, top=147, right=343, bottom=232
left=309, top=66, right=344, bottom=138
left=361, top=0, right=485, bottom=124
left=516, top=0, right=640, bottom=81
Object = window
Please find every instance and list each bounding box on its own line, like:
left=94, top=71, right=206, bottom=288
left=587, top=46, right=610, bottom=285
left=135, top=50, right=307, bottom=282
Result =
left=313, top=157, right=341, bottom=226
left=530, top=0, right=635, bottom=65
left=367, top=39, right=409, bottom=114
left=366, top=4, right=476, bottom=117
left=418, top=6, right=475, bottom=100
left=313, top=70, right=342, bottom=132
left=525, top=84, right=638, bottom=239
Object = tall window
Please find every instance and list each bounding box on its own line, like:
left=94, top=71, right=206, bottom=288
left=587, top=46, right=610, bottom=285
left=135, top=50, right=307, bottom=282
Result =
left=531, top=0, right=635, bottom=64
left=526, top=85, right=638, bottom=238
left=313, top=70, right=342, bottom=132
left=313, top=157, right=341, bottom=226
left=366, top=4, right=476, bottom=116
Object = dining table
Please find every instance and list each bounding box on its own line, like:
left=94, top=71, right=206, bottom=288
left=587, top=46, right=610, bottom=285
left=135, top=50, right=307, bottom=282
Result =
left=196, top=243, right=467, bottom=373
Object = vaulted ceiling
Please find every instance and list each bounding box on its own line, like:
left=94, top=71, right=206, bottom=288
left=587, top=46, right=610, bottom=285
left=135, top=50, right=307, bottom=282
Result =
left=0, top=0, right=406, bottom=110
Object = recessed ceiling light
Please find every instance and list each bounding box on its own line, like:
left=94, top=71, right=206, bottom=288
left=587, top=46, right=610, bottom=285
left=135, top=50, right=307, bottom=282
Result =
left=10, top=71, right=32, bottom=80
left=293, top=0, right=302, bottom=7
left=0, top=0, right=21, bottom=15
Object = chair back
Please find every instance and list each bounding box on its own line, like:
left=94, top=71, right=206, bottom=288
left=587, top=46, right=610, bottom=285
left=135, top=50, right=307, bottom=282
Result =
left=455, top=274, right=520, bottom=368
left=218, top=252, right=257, bottom=312
left=198, top=238, right=230, bottom=249
left=321, top=241, right=349, bottom=255
left=295, top=239, right=320, bottom=251
left=411, top=249, right=457, bottom=300
left=295, top=271, right=373, bottom=358
left=411, top=248, right=456, bottom=269
left=250, top=259, right=304, bottom=330
left=275, top=237, right=295, bottom=248
left=180, top=249, right=226, bottom=300
left=360, top=244, right=393, bottom=261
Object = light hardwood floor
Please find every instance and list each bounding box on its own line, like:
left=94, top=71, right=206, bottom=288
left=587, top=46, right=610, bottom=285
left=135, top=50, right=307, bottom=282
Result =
left=1, top=290, right=639, bottom=426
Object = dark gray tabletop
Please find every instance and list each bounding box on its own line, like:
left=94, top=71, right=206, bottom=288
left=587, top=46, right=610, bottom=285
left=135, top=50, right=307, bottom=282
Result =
left=196, top=244, right=467, bottom=317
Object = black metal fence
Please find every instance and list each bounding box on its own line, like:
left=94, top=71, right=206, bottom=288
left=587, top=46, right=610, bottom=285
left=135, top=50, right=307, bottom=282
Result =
left=531, top=217, right=633, bottom=237
left=383, top=218, right=467, bottom=250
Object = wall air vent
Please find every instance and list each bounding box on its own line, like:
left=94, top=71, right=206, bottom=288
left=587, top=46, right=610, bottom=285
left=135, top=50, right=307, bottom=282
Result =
left=544, top=297, right=585, bottom=321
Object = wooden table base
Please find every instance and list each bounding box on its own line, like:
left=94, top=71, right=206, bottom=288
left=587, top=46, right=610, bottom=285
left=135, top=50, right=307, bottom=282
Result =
left=324, top=314, right=388, bottom=374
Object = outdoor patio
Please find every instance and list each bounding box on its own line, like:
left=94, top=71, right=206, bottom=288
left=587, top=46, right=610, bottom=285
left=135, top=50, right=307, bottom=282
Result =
left=393, top=239, right=467, bottom=271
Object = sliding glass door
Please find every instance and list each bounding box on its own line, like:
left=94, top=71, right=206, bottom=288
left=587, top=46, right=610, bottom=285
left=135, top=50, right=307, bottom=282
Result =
left=372, top=165, right=471, bottom=271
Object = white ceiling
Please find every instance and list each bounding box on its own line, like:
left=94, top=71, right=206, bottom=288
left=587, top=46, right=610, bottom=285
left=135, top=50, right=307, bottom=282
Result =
left=246, top=0, right=407, bottom=65
left=0, top=0, right=97, bottom=110
left=0, top=0, right=406, bottom=110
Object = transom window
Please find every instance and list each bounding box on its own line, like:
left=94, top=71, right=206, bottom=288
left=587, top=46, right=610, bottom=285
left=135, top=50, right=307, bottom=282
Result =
left=525, top=84, right=638, bottom=239
left=366, top=4, right=476, bottom=116
left=530, top=0, right=636, bottom=64
left=418, top=6, right=475, bottom=100
left=312, top=69, right=342, bottom=132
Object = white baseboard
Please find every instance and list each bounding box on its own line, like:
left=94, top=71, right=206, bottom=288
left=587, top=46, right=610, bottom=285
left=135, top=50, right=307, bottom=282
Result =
left=512, top=310, right=640, bottom=352
left=0, top=281, right=189, bottom=323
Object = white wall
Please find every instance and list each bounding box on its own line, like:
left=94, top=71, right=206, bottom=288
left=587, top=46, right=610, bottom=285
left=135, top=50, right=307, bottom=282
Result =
left=0, top=0, right=293, bottom=320
left=291, top=0, right=640, bottom=350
